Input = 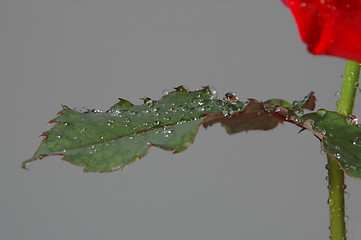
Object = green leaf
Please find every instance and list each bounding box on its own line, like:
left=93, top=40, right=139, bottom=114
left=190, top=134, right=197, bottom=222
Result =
left=296, top=110, right=361, bottom=179
left=23, top=87, right=316, bottom=172
left=23, top=87, right=245, bottom=172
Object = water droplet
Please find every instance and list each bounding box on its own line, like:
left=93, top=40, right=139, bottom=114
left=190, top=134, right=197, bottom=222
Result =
left=346, top=115, right=358, bottom=125
left=64, top=122, right=69, bottom=126
left=154, top=121, right=161, bottom=126
left=334, top=152, right=341, bottom=160
left=316, top=109, right=327, bottom=117
left=107, top=119, right=115, bottom=126
left=294, top=108, right=304, bottom=117
left=181, top=106, right=189, bottom=112
left=325, top=164, right=330, bottom=170
left=223, top=92, right=238, bottom=102
left=143, top=97, right=153, bottom=105
left=334, top=90, right=341, bottom=99
left=222, top=110, right=230, bottom=117
left=100, top=136, right=104, bottom=140
left=352, top=137, right=361, bottom=146
left=208, top=86, right=218, bottom=99
left=342, top=184, right=347, bottom=190
left=293, top=117, right=302, bottom=123
left=328, top=198, right=335, bottom=206
left=162, top=89, right=170, bottom=96
left=56, top=135, right=61, bottom=139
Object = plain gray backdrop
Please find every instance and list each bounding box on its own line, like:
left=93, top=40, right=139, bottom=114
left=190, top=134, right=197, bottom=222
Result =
left=1, top=0, right=361, bottom=239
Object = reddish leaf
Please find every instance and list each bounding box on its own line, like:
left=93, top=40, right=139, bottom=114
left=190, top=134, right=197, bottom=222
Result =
left=203, top=92, right=316, bottom=134
left=282, top=0, right=361, bottom=62
left=203, top=99, right=289, bottom=134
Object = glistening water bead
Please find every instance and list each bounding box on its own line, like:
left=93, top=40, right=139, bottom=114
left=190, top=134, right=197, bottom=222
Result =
left=208, top=86, right=218, bottom=99
left=223, top=92, right=238, bottom=102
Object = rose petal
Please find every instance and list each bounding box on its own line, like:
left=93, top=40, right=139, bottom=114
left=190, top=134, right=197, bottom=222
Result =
left=283, top=0, right=361, bottom=62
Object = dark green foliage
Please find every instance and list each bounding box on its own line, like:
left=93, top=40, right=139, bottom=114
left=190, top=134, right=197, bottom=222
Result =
left=297, top=110, right=361, bottom=179
left=23, top=87, right=361, bottom=179
left=23, top=87, right=246, bottom=172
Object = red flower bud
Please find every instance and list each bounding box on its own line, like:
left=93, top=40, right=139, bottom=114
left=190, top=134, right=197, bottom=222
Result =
left=282, top=0, right=361, bottom=62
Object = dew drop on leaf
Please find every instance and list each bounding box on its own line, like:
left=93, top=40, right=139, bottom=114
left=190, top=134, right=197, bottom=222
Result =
left=346, top=115, right=358, bottom=125
left=222, top=110, right=230, bottom=117
left=153, top=121, right=161, bottom=126
left=294, top=108, right=304, bottom=117
left=325, top=164, right=330, bottom=170
left=208, top=86, right=218, bottom=99
left=143, top=97, right=153, bottom=105
left=316, top=109, right=327, bottom=117
left=223, top=92, right=238, bottom=102
left=352, top=137, right=361, bottom=146
left=162, top=89, right=170, bottom=96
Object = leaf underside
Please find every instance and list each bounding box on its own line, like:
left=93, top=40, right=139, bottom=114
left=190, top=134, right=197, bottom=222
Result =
left=296, top=110, right=361, bottom=179
left=23, top=87, right=361, bottom=179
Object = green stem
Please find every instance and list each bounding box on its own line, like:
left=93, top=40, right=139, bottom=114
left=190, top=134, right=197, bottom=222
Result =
left=337, top=60, right=360, bottom=116
left=328, top=60, right=360, bottom=240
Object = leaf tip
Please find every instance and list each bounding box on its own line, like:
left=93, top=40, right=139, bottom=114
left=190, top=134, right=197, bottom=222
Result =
left=173, top=85, right=190, bottom=93
left=21, top=159, right=33, bottom=170
left=61, top=105, right=70, bottom=110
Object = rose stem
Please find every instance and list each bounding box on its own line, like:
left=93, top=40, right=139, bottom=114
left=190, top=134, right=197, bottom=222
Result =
left=328, top=60, right=360, bottom=240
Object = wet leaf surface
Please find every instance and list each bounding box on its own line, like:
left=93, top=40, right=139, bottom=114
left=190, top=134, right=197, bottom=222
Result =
left=23, top=87, right=234, bottom=172
left=28, top=87, right=361, bottom=178
left=295, top=110, right=361, bottom=179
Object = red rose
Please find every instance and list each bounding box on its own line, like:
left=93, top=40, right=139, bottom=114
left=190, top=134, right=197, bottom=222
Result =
left=282, top=0, right=361, bottom=62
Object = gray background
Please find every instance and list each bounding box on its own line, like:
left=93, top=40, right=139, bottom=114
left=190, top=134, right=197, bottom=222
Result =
left=1, top=0, right=361, bottom=239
